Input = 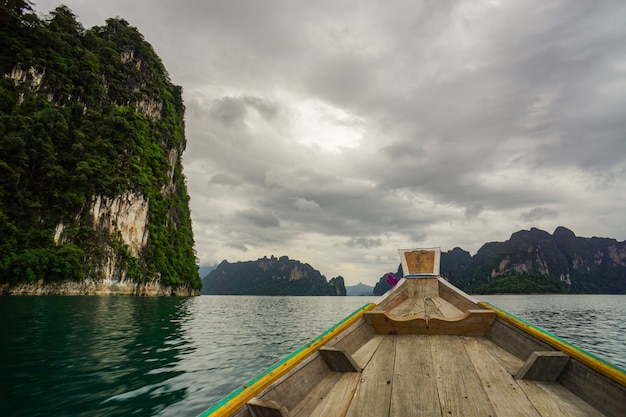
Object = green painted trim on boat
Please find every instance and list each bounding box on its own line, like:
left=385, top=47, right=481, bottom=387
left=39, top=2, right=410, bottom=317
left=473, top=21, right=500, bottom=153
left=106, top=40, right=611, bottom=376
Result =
left=478, top=301, right=626, bottom=387
left=197, top=302, right=377, bottom=417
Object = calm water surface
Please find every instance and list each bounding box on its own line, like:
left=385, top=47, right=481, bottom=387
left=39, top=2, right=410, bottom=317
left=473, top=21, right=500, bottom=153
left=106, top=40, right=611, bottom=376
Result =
left=1, top=294, right=624, bottom=416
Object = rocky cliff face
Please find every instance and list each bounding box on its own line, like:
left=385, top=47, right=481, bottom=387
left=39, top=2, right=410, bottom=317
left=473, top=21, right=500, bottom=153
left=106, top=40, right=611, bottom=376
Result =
left=456, top=227, right=626, bottom=293
left=373, top=227, right=626, bottom=295
left=0, top=4, right=200, bottom=295
left=203, top=256, right=346, bottom=296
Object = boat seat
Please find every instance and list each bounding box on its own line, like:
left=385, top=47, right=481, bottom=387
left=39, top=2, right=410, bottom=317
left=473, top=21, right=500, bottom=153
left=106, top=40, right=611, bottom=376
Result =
left=364, top=309, right=496, bottom=336
left=515, top=351, right=570, bottom=381
left=319, top=347, right=362, bottom=372
left=247, top=397, right=291, bottom=417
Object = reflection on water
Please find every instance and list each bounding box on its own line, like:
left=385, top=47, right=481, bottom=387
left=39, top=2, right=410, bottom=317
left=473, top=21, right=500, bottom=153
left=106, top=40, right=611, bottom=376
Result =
left=1, top=296, right=192, bottom=416
left=1, top=294, right=623, bottom=416
left=0, top=295, right=375, bottom=417
left=479, top=294, right=626, bottom=370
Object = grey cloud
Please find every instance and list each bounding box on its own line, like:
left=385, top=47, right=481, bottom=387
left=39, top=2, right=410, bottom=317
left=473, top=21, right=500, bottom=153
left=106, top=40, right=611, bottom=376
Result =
left=209, top=172, right=242, bottom=187
left=35, top=0, right=626, bottom=284
left=345, top=237, right=382, bottom=249
left=520, top=207, right=558, bottom=222
left=235, top=208, right=280, bottom=229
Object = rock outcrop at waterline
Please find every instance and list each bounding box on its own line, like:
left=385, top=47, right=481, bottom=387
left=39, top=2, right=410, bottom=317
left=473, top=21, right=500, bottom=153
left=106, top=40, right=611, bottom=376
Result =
left=0, top=279, right=198, bottom=296
left=0, top=3, right=201, bottom=295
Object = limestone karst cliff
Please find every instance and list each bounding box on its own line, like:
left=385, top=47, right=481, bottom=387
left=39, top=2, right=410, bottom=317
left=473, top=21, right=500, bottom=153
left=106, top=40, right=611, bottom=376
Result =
left=373, top=227, right=626, bottom=295
left=203, top=256, right=347, bottom=296
left=0, top=3, right=200, bottom=295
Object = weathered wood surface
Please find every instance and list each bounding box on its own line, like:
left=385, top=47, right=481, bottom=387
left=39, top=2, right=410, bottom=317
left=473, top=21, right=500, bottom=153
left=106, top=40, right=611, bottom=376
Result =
left=319, top=347, right=361, bottom=372
left=305, top=373, right=360, bottom=417
left=390, top=335, right=440, bottom=417
left=517, top=380, right=607, bottom=417
left=461, top=336, right=541, bottom=417
left=344, top=336, right=396, bottom=417
left=516, top=351, right=570, bottom=381
left=248, top=333, right=608, bottom=417
left=247, top=398, right=291, bottom=417
left=431, top=335, right=496, bottom=416
left=558, top=359, right=626, bottom=417
left=365, top=310, right=495, bottom=336
left=290, top=372, right=343, bottom=417
left=352, top=334, right=383, bottom=369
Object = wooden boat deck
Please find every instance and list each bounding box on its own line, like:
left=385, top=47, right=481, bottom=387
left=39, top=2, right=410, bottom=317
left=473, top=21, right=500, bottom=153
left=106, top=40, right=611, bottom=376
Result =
left=341, top=334, right=604, bottom=417
left=205, top=252, right=625, bottom=417
left=241, top=324, right=608, bottom=417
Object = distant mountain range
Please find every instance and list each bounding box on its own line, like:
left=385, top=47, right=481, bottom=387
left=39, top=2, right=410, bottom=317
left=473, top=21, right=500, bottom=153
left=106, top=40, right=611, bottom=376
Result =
left=202, top=256, right=346, bottom=295
left=346, top=283, right=374, bottom=296
left=374, top=227, right=626, bottom=295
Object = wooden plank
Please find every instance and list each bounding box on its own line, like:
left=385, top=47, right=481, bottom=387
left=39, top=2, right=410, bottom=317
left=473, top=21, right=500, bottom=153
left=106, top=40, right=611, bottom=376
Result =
left=308, top=372, right=360, bottom=417
left=319, top=347, right=362, bottom=372
left=518, top=380, right=607, bottom=417
left=427, top=310, right=495, bottom=336
left=437, top=278, right=480, bottom=311
left=406, top=278, right=439, bottom=299
left=461, top=337, right=541, bottom=417
left=390, top=335, right=440, bottom=417
left=247, top=398, right=291, bottom=417
left=484, top=318, right=552, bottom=360
left=290, top=372, right=342, bottom=417
left=352, top=334, right=384, bottom=369
left=258, top=355, right=331, bottom=411
left=515, top=351, right=570, bottom=381
left=390, top=298, right=425, bottom=317
left=327, top=319, right=373, bottom=355
left=345, top=336, right=396, bottom=417
left=431, top=335, right=496, bottom=417
left=432, top=296, right=463, bottom=318
left=476, top=337, right=524, bottom=375
left=558, top=359, right=626, bottom=417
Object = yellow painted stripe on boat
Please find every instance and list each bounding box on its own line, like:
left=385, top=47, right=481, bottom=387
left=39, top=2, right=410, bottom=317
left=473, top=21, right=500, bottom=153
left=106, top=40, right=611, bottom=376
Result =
left=198, top=302, right=377, bottom=417
left=478, top=301, right=626, bottom=387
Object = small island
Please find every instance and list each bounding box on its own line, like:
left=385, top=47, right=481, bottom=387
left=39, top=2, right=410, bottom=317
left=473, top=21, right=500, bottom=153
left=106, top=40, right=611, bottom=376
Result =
left=202, top=256, right=346, bottom=296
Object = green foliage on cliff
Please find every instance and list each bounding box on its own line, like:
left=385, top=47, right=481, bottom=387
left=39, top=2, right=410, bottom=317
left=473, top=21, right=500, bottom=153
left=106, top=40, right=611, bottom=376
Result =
left=473, top=274, right=570, bottom=294
left=203, top=256, right=346, bottom=296
left=373, top=227, right=626, bottom=295
left=0, top=2, right=200, bottom=289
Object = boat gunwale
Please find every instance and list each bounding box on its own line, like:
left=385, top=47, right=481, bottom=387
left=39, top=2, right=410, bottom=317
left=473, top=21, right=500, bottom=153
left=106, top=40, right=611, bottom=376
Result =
left=478, top=301, right=626, bottom=386
left=197, top=302, right=377, bottom=417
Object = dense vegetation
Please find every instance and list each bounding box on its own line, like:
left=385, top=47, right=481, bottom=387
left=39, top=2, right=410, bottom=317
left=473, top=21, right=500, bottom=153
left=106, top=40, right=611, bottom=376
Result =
left=203, top=256, right=347, bottom=296
left=373, top=227, right=626, bottom=295
left=472, top=274, right=569, bottom=294
left=0, top=2, right=200, bottom=289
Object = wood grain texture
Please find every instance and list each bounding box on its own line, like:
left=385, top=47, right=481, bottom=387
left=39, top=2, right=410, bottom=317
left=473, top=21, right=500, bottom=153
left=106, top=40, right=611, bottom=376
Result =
left=290, top=373, right=342, bottom=417
left=431, top=335, right=496, bottom=417
left=344, top=336, right=396, bottom=417
left=247, top=398, right=291, bottom=417
left=476, top=337, right=524, bottom=375
left=390, top=335, right=441, bottom=417
left=319, top=347, right=362, bottom=372
left=515, top=351, right=570, bottom=381
left=352, top=334, right=384, bottom=369
left=462, top=337, right=541, bottom=417
left=518, top=380, right=607, bottom=417
left=307, top=373, right=360, bottom=417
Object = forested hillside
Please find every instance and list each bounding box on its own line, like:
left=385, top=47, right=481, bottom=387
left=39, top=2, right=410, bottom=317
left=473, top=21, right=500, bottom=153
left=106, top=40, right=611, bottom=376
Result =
left=373, top=227, right=626, bottom=295
left=203, top=256, right=347, bottom=296
left=0, top=2, right=200, bottom=294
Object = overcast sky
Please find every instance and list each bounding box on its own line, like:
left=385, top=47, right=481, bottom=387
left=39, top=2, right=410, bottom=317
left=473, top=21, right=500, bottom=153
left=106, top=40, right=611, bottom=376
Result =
left=35, top=1, right=626, bottom=286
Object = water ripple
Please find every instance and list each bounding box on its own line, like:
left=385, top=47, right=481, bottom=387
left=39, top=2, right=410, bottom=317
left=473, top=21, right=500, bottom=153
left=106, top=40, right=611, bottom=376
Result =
left=2, top=294, right=623, bottom=416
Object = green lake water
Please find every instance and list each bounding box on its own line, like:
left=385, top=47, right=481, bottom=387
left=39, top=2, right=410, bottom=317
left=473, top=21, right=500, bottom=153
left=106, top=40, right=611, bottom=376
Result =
left=1, top=294, right=624, bottom=416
